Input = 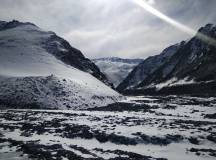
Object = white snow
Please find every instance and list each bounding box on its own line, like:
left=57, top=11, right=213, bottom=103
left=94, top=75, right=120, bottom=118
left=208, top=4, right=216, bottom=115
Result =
left=1, top=95, right=216, bottom=160
left=151, top=77, right=195, bottom=90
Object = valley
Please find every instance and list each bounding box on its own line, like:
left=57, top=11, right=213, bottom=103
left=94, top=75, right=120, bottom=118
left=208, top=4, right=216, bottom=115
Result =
left=0, top=15, right=215, bottom=160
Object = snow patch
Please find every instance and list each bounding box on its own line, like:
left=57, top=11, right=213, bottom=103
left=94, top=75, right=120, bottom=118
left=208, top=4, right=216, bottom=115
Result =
left=152, top=77, right=195, bottom=90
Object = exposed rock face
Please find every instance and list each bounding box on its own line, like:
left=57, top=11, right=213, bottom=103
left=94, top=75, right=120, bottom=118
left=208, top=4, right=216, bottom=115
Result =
left=44, top=34, right=113, bottom=87
left=117, top=43, right=183, bottom=91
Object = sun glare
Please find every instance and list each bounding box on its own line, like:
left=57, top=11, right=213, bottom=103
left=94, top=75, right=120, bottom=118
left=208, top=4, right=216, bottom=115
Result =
left=133, top=0, right=216, bottom=47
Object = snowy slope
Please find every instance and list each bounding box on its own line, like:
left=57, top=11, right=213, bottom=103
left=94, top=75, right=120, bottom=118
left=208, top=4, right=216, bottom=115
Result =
left=93, top=57, right=143, bottom=87
left=0, top=76, right=120, bottom=110
left=0, top=20, right=121, bottom=109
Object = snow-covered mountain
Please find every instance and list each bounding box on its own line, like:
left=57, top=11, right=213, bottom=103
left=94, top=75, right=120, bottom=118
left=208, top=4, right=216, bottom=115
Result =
left=0, top=20, right=121, bottom=109
left=92, top=57, right=143, bottom=87
left=0, top=20, right=112, bottom=87
left=118, top=24, right=216, bottom=96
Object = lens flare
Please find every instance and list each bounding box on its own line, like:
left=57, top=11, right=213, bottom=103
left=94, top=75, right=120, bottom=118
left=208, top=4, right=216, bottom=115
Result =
left=133, top=0, right=216, bottom=47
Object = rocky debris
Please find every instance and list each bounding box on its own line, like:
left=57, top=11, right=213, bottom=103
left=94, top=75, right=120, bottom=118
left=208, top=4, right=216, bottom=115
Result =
left=204, top=113, right=216, bottom=119
left=189, top=148, right=216, bottom=157
left=88, top=102, right=158, bottom=112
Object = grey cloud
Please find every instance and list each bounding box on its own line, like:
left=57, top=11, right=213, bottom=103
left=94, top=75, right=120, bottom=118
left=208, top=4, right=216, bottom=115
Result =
left=0, top=0, right=215, bottom=59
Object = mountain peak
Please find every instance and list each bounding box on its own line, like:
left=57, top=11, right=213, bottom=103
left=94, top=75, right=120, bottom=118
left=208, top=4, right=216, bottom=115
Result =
left=197, top=23, right=216, bottom=36
left=0, top=19, right=38, bottom=31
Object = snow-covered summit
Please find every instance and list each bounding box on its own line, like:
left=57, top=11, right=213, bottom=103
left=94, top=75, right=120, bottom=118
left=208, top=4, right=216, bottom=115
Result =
left=0, top=20, right=121, bottom=109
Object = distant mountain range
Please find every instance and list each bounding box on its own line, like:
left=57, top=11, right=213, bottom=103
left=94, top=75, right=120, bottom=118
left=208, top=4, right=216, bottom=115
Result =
left=92, top=57, right=143, bottom=87
left=0, top=20, right=121, bottom=109
left=117, top=24, right=216, bottom=96
left=0, top=20, right=215, bottom=107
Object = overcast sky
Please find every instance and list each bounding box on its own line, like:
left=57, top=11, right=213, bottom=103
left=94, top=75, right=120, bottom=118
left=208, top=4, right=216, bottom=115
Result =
left=0, top=0, right=216, bottom=59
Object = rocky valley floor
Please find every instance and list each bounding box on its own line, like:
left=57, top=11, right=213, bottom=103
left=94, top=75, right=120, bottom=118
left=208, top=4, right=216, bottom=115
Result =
left=0, top=96, right=216, bottom=160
